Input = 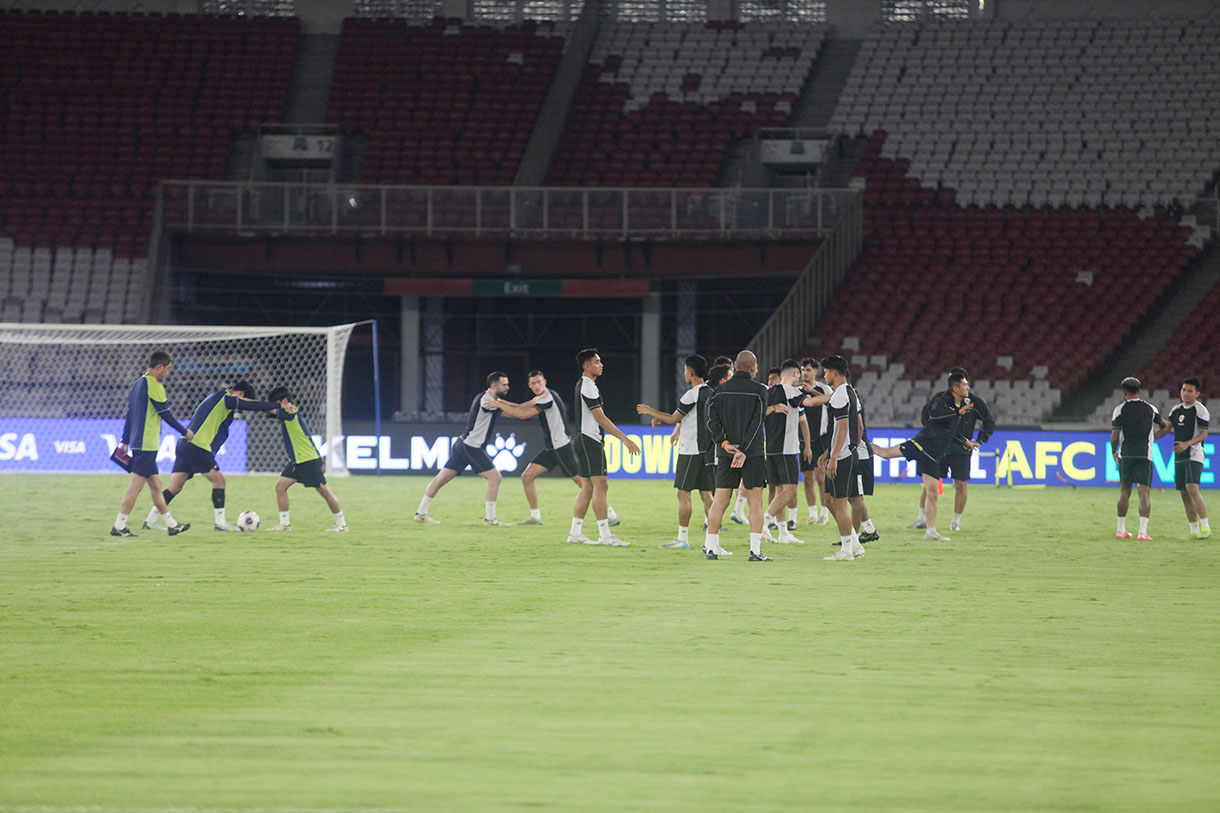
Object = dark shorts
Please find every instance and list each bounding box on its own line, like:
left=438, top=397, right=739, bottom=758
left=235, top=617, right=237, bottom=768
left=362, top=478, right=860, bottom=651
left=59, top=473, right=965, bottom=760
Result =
left=173, top=439, right=219, bottom=478
left=827, top=455, right=856, bottom=499
left=1175, top=459, right=1203, bottom=490
left=800, top=439, right=822, bottom=472
left=715, top=454, right=767, bottom=490
left=675, top=453, right=714, bottom=492
left=282, top=458, right=327, bottom=488
left=766, top=453, right=800, bottom=486
left=576, top=434, right=607, bottom=478
left=530, top=443, right=579, bottom=478
left=858, top=456, right=875, bottom=496
left=444, top=441, right=495, bottom=474
left=1118, top=458, right=1153, bottom=488
left=130, top=449, right=159, bottom=478
left=902, top=440, right=942, bottom=479
left=941, top=452, right=972, bottom=482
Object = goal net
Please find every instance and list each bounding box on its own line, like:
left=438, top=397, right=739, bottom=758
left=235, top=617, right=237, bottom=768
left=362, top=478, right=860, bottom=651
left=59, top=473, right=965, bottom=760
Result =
left=0, top=323, right=358, bottom=476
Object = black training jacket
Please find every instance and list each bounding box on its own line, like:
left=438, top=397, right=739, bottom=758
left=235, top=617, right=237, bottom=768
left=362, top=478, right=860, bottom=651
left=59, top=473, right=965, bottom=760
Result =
left=707, top=370, right=768, bottom=458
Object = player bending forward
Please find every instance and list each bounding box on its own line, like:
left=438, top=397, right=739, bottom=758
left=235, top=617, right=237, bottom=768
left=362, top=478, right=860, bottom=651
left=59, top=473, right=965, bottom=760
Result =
left=267, top=387, right=348, bottom=532
left=143, top=380, right=278, bottom=531
left=110, top=348, right=193, bottom=537
left=1155, top=377, right=1211, bottom=538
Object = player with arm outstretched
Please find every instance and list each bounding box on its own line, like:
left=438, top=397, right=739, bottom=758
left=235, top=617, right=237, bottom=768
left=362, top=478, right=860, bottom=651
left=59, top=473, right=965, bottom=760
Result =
left=487, top=369, right=622, bottom=527
left=568, top=348, right=641, bottom=547
left=266, top=386, right=347, bottom=532
left=109, top=348, right=193, bottom=537
left=638, top=354, right=714, bottom=549
left=143, top=380, right=278, bottom=532
left=763, top=359, right=829, bottom=545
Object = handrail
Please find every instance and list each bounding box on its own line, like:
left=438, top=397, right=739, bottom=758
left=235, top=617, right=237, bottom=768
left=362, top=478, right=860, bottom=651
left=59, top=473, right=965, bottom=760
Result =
left=747, top=191, right=864, bottom=370
left=157, top=179, right=859, bottom=240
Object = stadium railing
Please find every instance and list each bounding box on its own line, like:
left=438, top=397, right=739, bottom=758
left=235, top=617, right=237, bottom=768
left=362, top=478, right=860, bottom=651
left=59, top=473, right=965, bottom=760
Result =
left=158, top=181, right=856, bottom=239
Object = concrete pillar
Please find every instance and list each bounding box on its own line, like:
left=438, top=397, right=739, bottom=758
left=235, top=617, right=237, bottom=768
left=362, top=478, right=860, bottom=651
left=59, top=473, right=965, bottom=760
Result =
left=640, top=291, right=662, bottom=409
left=400, top=295, right=420, bottom=416
left=423, top=296, right=445, bottom=414
left=675, top=279, right=697, bottom=393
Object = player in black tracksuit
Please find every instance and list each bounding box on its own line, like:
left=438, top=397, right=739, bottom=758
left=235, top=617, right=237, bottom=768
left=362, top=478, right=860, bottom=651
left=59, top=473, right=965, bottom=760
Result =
left=872, top=371, right=977, bottom=541
left=913, top=375, right=997, bottom=532
left=704, top=352, right=772, bottom=561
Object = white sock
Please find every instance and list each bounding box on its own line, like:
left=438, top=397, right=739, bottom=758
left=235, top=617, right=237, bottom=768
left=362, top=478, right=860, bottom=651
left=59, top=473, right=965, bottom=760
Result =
left=764, top=512, right=776, bottom=528
left=953, top=513, right=962, bottom=524
left=749, top=532, right=762, bottom=556
left=596, top=518, right=611, bottom=539
left=417, top=495, right=433, bottom=516
left=145, top=506, right=160, bottom=525
left=840, top=534, right=852, bottom=547
left=851, top=529, right=863, bottom=553
left=917, top=507, right=927, bottom=522
left=821, top=506, right=829, bottom=520
left=808, top=505, right=818, bottom=519
left=1117, top=516, right=1126, bottom=534
left=214, top=508, right=225, bottom=525
left=333, top=511, right=346, bottom=527
left=530, top=508, right=542, bottom=521
left=607, top=504, right=619, bottom=521
left=115, top=511, right=129, bottom=530
left=1189, top=521, right=1200, bottom=534
left=485, top=501, right=496, bottom=521
left=569, top=517, right=583, bottom=537
left=705, top=532, right=719, bottom=552
left=1201, top=517, right=1210, bottom=531
left=160, top=511, right=176, bottom=528
left=280, top=510, right=290, bottom=526
left=926, top=527, right=937, bottom=536
left=677, top=525, right=689, bottom=542
left=862, top=518, right=876, bottom=533
left=787, top=507, right=797, bottom=525
left=1138, top=516, right=1149, bottom=536
left=735, top=496, right=747, bottom=515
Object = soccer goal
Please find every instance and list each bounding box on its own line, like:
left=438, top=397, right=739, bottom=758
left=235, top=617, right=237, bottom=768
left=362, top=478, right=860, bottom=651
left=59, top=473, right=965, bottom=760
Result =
left=0, top=322, right=366, bottom=476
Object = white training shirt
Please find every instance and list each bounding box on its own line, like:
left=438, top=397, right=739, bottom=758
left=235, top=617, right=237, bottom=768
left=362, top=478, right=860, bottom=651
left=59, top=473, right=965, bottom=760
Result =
left=676, top=382, right=707, bottom=455
left=533, top=388, right=571, bottom=450
left=578, top=375, right=603, bottom=441
left=780, top=383, right=804, bottom=455
left=461, top=391, right=500, bottom=449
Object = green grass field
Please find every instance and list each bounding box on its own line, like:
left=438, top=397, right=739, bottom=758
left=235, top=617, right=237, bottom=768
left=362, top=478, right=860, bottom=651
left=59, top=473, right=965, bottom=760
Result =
left=2, top=473, right=1218, bottom=811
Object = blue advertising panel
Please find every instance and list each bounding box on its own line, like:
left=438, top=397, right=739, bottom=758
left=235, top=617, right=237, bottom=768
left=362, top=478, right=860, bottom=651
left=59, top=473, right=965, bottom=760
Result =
left=0, top=418, right=246, bottom=473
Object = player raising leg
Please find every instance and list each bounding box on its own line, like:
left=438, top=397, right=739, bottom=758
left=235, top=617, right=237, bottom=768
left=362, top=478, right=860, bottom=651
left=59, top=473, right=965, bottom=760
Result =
left=266, top=387, right=347, bottom=532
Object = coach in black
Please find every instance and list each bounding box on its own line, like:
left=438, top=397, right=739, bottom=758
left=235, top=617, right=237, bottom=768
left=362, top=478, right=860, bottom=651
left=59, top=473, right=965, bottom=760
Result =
left=703, top=350, right=772, bottom=562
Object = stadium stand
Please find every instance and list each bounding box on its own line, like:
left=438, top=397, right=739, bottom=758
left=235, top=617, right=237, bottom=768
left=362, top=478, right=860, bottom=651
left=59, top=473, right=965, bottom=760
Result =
left=0, top=9, right=296, bottom=323
left=328, top=17, right=567, bottom=187
left=803, top=17, right=1219, bottom=424
left=547, top=21, right=824, bottom=187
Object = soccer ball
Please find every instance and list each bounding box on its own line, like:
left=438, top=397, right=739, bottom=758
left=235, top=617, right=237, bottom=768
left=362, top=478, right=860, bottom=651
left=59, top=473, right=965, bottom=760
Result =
left=237, top=511, right=260, bottom=532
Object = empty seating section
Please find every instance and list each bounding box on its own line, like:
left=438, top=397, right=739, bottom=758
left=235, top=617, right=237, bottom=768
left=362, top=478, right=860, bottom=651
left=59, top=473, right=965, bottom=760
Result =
left=548, top=22, right=823, bottom=187
left=0, top=9, right=296, bottom=323
left=831, top=19, right=1220, bottom=209
left=329, top=18, right=566, bottom=186
left=1140, top=282, right=1220, bottom=399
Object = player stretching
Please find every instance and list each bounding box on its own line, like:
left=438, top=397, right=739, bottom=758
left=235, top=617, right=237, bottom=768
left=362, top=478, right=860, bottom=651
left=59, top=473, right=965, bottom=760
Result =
left=267, top=387, right=347, bottom=532
left=638, top=354, right=715, bottom=549
left=800, top=357, right=832, bottom=525
left=110, top=349, right=193, bottom=537
left=820, top=356, right=867, bottom=561
left=872, top=371, right=977, bottom=541
left=1156, top=377, right=1211, bottom=538
left=763, top=359, right=824, bottom=544
left=143, top=380, right=278, bottom=531
left=704, top=350, right=772, bottom=561
left=416, top=372, right=531, bottom=526
left=569, top=349, right=640, bottom=546
left=499, top=369, right=620, bottom=526
left=1111, top=377, right=1168, bottom=540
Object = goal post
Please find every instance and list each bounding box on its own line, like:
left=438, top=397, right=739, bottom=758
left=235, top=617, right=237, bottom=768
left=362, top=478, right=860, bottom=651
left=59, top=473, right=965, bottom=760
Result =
left=0, top=322, right=365, bottom=477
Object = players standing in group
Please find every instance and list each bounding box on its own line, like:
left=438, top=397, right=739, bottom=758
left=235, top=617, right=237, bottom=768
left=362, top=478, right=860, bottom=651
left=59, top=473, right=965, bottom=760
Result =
left=762, top=359, right=822, bottom=545
left=638, top=354, right=715, bottom=549
left=820, top=356, right=867, bottom=561
left=109, top=349, right=193, bottom=537
left=568, top=349, right=640, bottom=546
left=799, top=358, right=832, bottom=526
left=1157, top=377, right=1211, bottom=538
left=143, top=380, right=278, bottom=532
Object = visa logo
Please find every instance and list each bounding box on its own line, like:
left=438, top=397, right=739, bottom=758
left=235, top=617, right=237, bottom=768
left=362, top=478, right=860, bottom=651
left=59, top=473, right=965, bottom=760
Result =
left=54, top=440, right=86, bottom=454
